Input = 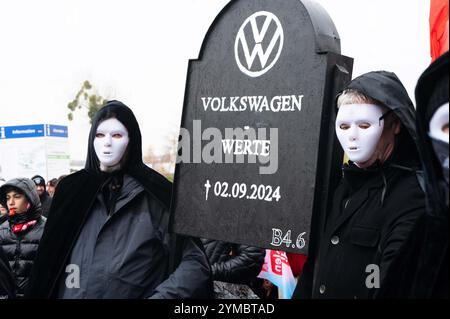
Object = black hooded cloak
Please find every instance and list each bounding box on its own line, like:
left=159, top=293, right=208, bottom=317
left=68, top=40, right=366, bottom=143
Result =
left=378, top=52, right=449, bottom=298
left=26, top=101, right=212, bottom=298
left=294, top=71, right=426, bottom=299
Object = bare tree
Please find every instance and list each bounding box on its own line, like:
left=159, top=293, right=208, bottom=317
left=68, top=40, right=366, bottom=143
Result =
left=67, top=80, right=109, bottom=124
left=143, top=131, right=179, bottom=181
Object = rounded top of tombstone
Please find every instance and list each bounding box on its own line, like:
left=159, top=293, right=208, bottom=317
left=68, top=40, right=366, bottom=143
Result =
left=198, top=0, right=341, bottom=59
left=300, top=0, right=341, bottom=53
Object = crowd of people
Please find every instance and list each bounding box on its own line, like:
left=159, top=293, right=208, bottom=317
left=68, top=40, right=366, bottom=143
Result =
left=0, top=52, right=448, bottom=299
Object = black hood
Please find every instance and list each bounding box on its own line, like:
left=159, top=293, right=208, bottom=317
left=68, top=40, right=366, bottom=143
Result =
left=415, top=51, right=449, bottom=216
left=0, top=178, right=42, bottom=215
left=84, top=100, right=172, bottom=208
left=26, top=101, right=174, bottom=298
left=86, top=100, right=143, bottom=173
left=338, top=71, right=420, bottom=168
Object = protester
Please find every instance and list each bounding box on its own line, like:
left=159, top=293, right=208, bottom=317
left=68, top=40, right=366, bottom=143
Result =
left=31, top=175, right=52, bottom=217
left=294, top=71, right=425, bottom=299
left=0, top=246, right=15, bottom=299
left=201, top=239, right=265, bottom=298
left=0, top=203, right=7, bottom=225
left=378, top=51, right=449, bottom=298
left=26, top=100, right=212, bottom=299
left=46, top=178, right=58, bottom=198
left=0, top=178, right=47, bottom=298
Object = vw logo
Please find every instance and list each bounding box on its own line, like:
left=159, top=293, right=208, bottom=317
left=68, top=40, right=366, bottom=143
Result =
left=234, top=11, right=284, bottom=78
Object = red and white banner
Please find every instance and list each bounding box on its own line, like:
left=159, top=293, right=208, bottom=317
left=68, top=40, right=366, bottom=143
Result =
left=258, top=249, right=297, bottom=299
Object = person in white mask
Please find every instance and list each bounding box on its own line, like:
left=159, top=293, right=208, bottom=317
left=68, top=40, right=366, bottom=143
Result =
left=335, top=102, right=400, bottom=169
left=26, top=100, right=212, bottom=299
left=294, top=71, right=426, bottom=299
left=93, top=118, right=130, bottom=173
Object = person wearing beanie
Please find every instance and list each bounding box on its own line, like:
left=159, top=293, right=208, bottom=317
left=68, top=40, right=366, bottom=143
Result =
left=294, top=71, right=426, bottom=299
left=31, top=175, right=52, bottom=217
left=0, top=178, right=47, bottom=298
left=26, top=101, right=212, bottom=299
left=378, top=51, right=449, bottom=298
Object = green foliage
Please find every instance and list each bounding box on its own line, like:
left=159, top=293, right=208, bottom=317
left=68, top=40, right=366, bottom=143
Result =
left=67, top=80, right=107, bottom=124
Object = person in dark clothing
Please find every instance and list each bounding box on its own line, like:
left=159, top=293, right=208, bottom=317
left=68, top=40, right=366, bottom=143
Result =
left=31, top=175, right=52, bottom=218
left=201, top=239, right=265, bottom=298
left=378, top=52, right=449, bottom=298
left=46, top=178, right=58, bottom=198
left=294, top=71, right=425, bottom=299
left=0, top=246, right=15, bottom=299
left=0, top=178, right=47, bottom=298
left=26, top=101, right=212, bottom=299
left=0, top=203, right=7, bottom=225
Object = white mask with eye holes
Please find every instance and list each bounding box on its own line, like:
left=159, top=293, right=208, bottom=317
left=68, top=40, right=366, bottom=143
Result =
left=336, top=104, right=385, bottom=164
left=429, top=102, right=449, bottom=184
left=94, top=118, right=130, bottom=172
left=429, top=102, right=449, bottom=143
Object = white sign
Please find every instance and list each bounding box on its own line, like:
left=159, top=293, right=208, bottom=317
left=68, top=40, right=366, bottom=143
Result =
left=0, top=124, right=70, bottom=181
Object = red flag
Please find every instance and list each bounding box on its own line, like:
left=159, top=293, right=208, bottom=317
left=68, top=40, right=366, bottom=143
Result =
left=430, top=0, right=449, bottom=61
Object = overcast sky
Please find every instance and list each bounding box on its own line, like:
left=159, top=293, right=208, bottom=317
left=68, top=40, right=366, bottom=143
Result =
left=0, top=0, right=431, bottom=161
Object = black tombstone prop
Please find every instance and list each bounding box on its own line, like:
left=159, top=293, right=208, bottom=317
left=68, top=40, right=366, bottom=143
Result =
left=171, top=0, right=353, bottom=254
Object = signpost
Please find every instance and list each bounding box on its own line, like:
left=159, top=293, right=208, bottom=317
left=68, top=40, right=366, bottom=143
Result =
left=171, top=0, right=353, bottom=254
left=0, top=124, right=70, bottom=181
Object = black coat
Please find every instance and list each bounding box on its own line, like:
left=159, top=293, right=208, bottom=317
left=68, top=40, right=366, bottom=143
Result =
left=0, top=246, right=15, bottom=299
left=294, top=71, right=426, bottom=299
left=0, top=217, right=46, bottom=298
left=39, top=193, right=52, bottom=218
left=295, top=163, right=424, bottom=298
left=378, top=52, right=449, bottom=298
left=201, top=239, right=265, bottom=284
left=26, top=101, right=212, bottom=299
left=0, top=177, right=47, bottom=298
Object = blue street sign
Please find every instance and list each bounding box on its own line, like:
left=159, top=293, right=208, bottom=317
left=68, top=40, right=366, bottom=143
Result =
left=0, top=124, right=68, bottom=139
left=46, top=124, right=68, bottom=138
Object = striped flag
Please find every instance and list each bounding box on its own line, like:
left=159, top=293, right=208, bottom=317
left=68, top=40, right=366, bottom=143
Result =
left=258, top=249, right=297, bottom=299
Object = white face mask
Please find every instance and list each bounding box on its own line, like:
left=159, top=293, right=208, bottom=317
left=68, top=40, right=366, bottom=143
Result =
left=94, top=118, right=130, bottom=171
left=429, top=102, right=449, bottom=144
left=336, top=104, right=385, bottom=164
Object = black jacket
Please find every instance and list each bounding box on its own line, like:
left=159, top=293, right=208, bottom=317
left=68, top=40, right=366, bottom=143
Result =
left=294, top=71, right=425, bottom=299
left=0, top=178, right=47, bottom=298
left=26, top=101, right=212, bottom=299
left=0, top=214, right=7, bottom=226
left=201, top=239, right=265, bottom=284
left=378, top=52, right=449, bottom=298
left=39, top=193, right=52, bottom=218
left=0, top=246, right=15, bottom=299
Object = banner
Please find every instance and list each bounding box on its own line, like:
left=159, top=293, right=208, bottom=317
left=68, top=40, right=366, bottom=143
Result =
left=258, top=249, right=297, bottom=299
left=430, top=0, right=449, bottom=61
